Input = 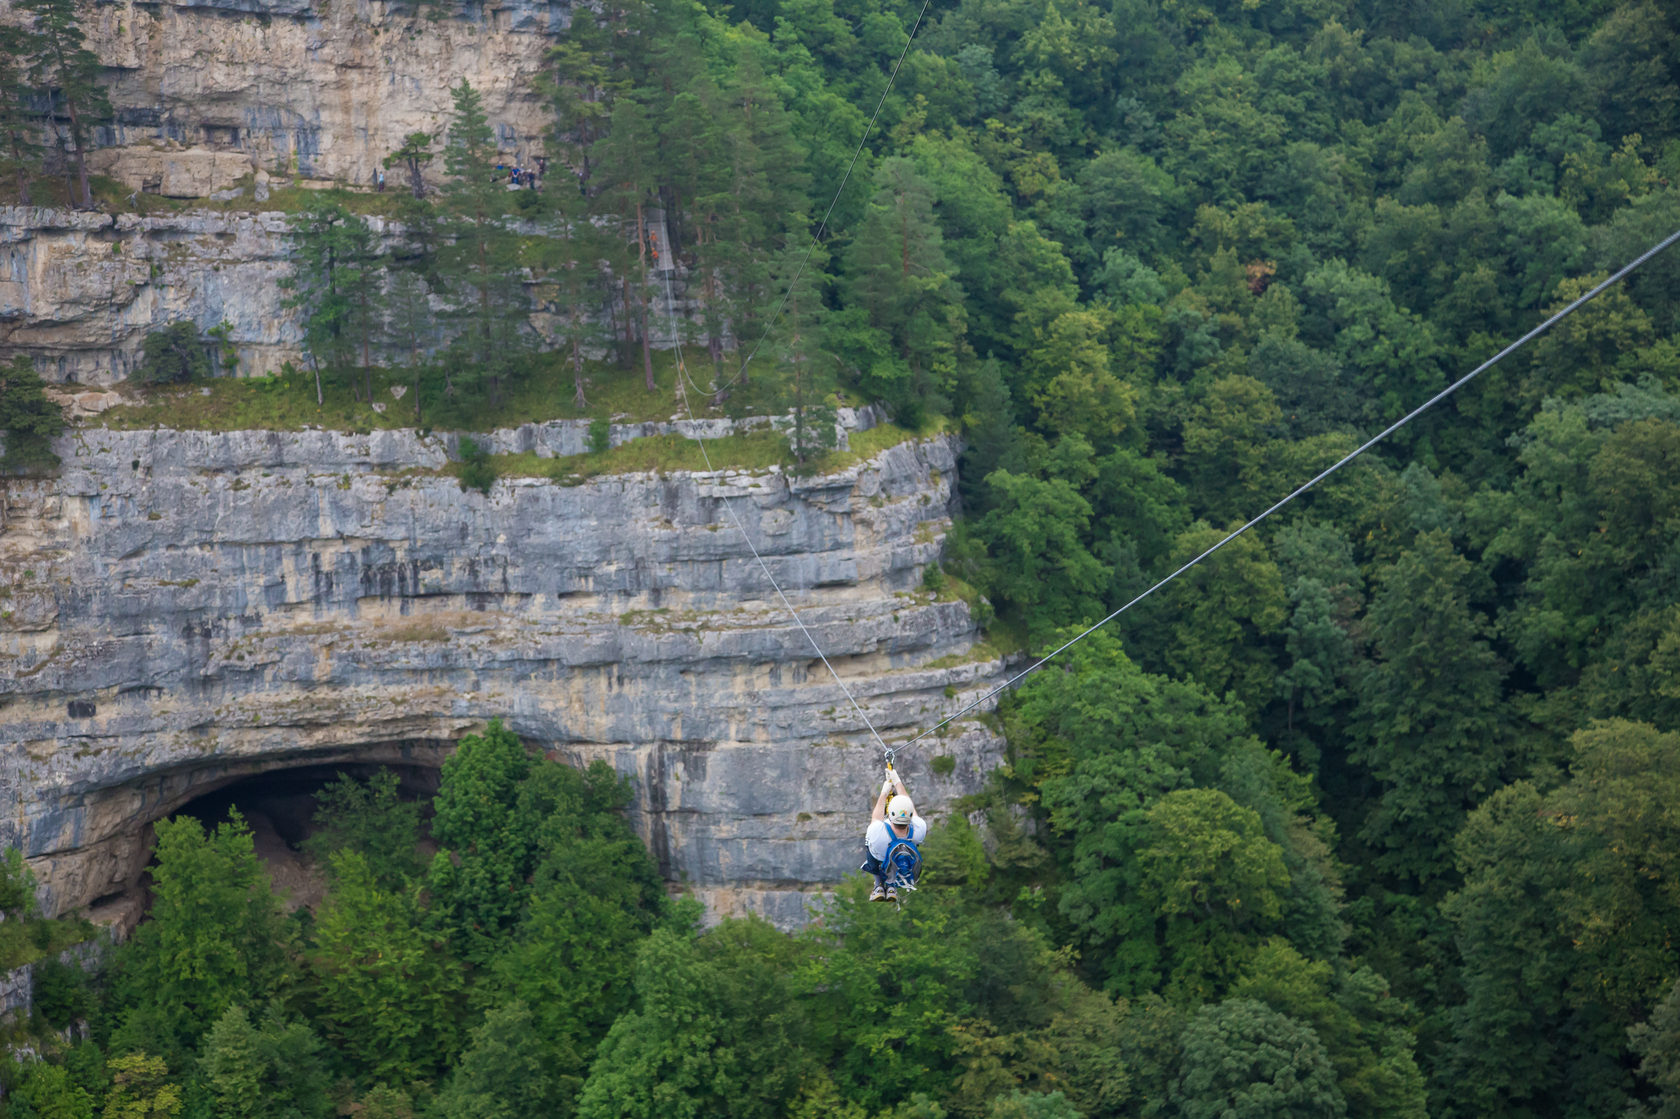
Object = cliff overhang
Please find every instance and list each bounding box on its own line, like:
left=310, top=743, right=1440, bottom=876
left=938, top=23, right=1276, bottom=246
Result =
left=0, top=422, right=1005, bottom=928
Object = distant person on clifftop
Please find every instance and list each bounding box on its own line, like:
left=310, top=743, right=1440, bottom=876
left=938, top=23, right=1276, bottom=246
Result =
left=862, top=763, right=925, bottom=901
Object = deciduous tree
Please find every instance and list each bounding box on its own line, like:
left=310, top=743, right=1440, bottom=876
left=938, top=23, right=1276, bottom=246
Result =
left=1172, top=999, right=1345, bottom=1119
left=306, top=850, right=464, bottom=1083
left=107, top=814, right=292, bottom=1054
left=1349, top=531, right=1507, bottom=886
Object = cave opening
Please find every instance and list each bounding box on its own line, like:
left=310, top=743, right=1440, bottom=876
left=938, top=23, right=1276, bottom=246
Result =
left=146, top=762, right=441, bottom=916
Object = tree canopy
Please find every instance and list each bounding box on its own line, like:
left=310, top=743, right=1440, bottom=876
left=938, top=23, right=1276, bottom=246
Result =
left=8, top=0, right=1680, bottom=1115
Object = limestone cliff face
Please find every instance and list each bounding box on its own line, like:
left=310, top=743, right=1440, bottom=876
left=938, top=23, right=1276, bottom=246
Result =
left=0, top=205, right=681, bottom=385
left=74, top=0, right=562, bottom=195
left=0, top=424, right=1006, bottom=927
left=1, top=207, right=301, bottom=384
left=2, top=0, right=584, bottom=380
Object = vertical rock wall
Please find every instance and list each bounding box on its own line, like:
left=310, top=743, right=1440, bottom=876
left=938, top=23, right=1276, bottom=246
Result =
left=1, top=207, right=300, bottom=384
left=72, top=0, right=564, bottom=193
left=0, top=425, right=1006, bottom=927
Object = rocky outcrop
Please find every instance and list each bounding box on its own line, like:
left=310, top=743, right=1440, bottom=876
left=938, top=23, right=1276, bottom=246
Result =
left=0, top=205, right=681, bottom=385
left=0, top=207, right=300, bottom=384
left=0, top=425, right=1006, bottom=928
left=0, top=940, right=105, bottom=1025
left=1, top=0, right=589, bottom=380
left=79, top=0, right=562, bottom=194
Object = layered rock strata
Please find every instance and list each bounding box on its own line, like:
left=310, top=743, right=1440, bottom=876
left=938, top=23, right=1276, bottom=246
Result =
left=0, top=423, right=1006, bottom=927
left=1, top=207, right=300, bottom=384
left=76, top=0, right=562, bottom=194
left=0, top=205, right=679, bottom=385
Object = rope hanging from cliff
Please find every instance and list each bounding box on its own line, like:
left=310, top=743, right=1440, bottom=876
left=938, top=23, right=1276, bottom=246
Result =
left=894, top=225, right=1680, bottom=754
left=661, top=268, right=894, bottom=754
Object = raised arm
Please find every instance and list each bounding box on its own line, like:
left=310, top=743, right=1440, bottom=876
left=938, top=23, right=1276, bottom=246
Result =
left=871, top=769, right=893, bottom=822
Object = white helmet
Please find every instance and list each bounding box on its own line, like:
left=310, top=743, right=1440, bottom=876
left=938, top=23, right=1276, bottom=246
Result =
left=887, top=795, right=915, bottom=826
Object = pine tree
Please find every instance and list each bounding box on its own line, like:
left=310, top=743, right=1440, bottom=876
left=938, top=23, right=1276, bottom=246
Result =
left=438, top=79, right=529, bottom=408
left=593, top=92, right=663, bottom=390
left=0, top=26, right=44, bottom=206
left=544, top=0, right=632, bottom=193
left=17, top=0, right=109, bottom=211
left=836, top=158, right=965, bottom=423
left=763, top=235, right=835, bottom=463
left=0, top=356, right=65, bottom=475
left=705, top=40, right=811, bottom=382
left=280, top=203, right=381, bottom=405
left=528, top=146, right=607, bottom=410
left=382, top=268, right=435, bottom=425
left=383, top=131, right=434, bottom=200
left=546, top=8, right=639, bottom=408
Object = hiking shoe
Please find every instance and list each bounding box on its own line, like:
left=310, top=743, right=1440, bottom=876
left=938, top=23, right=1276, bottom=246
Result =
left=869, top=885, right=887, bottom=902
left=885, top=886, right=899, bottom=901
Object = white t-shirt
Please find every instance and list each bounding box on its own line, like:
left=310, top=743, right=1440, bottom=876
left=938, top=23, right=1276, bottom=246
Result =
left=866, top=816, right=928, bottom=860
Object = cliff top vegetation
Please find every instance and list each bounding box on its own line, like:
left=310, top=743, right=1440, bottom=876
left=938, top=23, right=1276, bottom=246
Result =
left=1, top=0, right=1679, bottom=1116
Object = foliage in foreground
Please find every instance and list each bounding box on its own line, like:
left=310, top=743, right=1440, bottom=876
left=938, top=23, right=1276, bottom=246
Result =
left=4, top=0, right=1680, bottom=1115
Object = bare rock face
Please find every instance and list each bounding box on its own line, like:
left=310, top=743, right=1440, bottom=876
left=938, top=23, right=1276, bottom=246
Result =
left=0, top=426, right=1006, bottom=928
left=0, top=207, right=303, bottom=384
left=80, top=0, right=561, bottom=193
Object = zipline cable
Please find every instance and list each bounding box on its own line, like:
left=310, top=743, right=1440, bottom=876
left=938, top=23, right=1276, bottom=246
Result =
left=661, top=268, right=893, bottom=754
left=895, top=225, right=1680, bottom=754
left=681, top=0, right=935, bottom=398
left=641, top=0, right=937, bottom=755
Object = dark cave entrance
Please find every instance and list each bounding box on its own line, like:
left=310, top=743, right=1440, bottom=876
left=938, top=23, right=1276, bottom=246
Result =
left=173, top=762, right=440, bottom=844
left=149, top=762, right=441, bottom=916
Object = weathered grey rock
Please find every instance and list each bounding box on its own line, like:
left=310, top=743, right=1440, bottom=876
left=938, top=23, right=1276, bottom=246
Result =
left=77, top=0, right=565, bottom=193
left=0, top=205, right=692, bottom=385
left=474, top=404, right=887, bottom=458
left=0, top=427, right=1005, bottom=927
left=0, top=207, right=301, bottom=384
left=0, top=959, right=29, bottom=1023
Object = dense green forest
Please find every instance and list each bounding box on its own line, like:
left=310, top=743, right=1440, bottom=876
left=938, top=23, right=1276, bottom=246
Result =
left=3, top=0, right=1680, bottom=1114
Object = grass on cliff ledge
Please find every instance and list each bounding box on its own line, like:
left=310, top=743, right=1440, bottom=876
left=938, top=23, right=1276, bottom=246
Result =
left=484, top=430, right=794, bottom=483
left=97, top=349, right=741, bottom=433
left=94, top=349, right=931, bottom=479
left=466, top=419, right=928, bottom=484
left=1, top=174, right=418, bottom=219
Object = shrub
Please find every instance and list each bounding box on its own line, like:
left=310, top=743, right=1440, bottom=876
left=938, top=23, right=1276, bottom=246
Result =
left=206, top=321, right=239, bottom=375
left=457, top=436, right=496, bottom=495
left=0, top=357, right=65, bottom=474
left=33, top=956, right=95, bottom=1028
left=136, top=322, right=211, bottom=385
left=589, top=417, right=611, bottom=455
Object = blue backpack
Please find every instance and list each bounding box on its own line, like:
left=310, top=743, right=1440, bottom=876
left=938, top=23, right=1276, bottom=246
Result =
left=882, top=827, right=922, bottom=892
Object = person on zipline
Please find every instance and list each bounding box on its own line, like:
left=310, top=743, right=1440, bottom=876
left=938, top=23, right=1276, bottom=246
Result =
left=862, top=764, right=926, bottom=901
